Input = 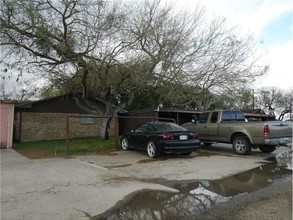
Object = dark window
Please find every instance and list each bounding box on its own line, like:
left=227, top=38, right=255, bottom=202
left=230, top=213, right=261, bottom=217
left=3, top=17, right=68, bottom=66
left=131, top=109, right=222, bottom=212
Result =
left=135, top=124, right=153, bottom=133
left=222, top=111, right=231, bottom=121
left=235, top=111, right=245, bottom=121
left=211, top=112, right=219, bottom=123
left=152, top=123, right=185, bottom=131
left=80, top=114, right=96, bottom=124
left=195, top=112, right=209, bottom=124
left=222, top=111, right=245, bottom=122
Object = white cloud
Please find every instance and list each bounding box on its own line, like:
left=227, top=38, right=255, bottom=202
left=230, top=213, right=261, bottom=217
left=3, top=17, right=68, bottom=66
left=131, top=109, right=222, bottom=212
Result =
left=257, top=39, right=293, bottom=89
left=172, top=0, right=292, bottom=90
left=193, top=0, right=292, bottom=37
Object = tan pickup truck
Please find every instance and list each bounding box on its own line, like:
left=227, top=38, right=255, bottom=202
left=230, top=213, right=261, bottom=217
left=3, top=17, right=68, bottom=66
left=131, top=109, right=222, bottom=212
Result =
left=182, top=110, right=292, bottom=155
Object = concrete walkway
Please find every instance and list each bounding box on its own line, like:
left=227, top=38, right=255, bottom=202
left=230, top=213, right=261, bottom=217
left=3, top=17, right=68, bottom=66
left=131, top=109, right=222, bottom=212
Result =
left=0, top=147, right=289, bottom=220
left=1, top=149, right=176, bottom=220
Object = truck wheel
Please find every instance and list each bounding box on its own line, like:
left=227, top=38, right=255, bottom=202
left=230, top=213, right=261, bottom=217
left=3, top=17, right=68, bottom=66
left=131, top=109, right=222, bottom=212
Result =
left=259, top=146, right=276, bottom=153
left=233, top=136, right=252, bottom=155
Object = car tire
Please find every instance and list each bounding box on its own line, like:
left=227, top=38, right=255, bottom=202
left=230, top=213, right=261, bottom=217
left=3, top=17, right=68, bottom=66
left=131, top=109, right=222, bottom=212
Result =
left=232, top=136, right=252, bottom=155
left=147, top=141, right=160, bottom=158
left=259, top=145, right=276, bottom=153
left=121, top=138, right=129, bottom=150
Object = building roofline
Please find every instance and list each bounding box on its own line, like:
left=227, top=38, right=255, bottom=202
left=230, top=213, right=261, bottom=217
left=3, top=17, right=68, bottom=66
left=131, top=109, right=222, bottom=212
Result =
left=0, top=100, right=16, bottom=104
left=15, top=93, right=72, bottom=109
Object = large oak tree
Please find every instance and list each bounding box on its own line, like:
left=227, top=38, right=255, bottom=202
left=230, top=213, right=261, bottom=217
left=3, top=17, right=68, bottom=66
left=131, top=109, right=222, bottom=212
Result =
left=1, top=0, right=267, bottom=138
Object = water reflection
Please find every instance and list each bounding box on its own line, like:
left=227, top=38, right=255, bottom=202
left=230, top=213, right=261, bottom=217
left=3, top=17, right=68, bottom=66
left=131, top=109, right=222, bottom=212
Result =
left=95, top=189, right=226, bottom=220
left=93, top=160, right=292, bottom=220
left=276, top=150, right=292, bottom=170
left=204, top=162, right=291, bottom=197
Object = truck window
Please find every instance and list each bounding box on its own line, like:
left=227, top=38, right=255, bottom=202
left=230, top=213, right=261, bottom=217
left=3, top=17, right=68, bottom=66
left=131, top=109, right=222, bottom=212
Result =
left=222, top=111, right=245, bottom=121
left=235, top=111, right=245, bottom=121
left=195, top=112, right=209, bottom=124
left=211, top=112, right=218, bottom=123
left=222, top=111, right=232, bottom=121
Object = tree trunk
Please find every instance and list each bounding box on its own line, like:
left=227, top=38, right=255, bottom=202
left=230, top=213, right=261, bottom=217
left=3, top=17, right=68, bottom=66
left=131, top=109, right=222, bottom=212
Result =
left=97, top=101, right=116, bottom=140
left=99, top=117, right=112, bottom=140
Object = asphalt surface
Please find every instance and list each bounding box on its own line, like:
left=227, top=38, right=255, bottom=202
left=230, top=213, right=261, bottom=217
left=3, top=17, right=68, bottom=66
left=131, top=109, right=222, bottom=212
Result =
left=1, top=145, right=292, bottom=220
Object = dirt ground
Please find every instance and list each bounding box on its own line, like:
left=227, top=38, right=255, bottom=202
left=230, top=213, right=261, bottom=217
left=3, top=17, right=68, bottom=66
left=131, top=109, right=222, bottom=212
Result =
left=185, top=175, right=292, bottom=220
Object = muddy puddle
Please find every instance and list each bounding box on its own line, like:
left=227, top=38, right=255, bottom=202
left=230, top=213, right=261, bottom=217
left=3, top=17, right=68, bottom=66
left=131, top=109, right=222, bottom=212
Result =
left=93, top=153, right=292, bottom=220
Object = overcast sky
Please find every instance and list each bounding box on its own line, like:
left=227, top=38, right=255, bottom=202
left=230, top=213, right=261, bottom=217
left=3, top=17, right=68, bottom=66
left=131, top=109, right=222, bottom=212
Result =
left=2, top=0, right=292, bottom=97
left=173, top=0, right=292, bottom=90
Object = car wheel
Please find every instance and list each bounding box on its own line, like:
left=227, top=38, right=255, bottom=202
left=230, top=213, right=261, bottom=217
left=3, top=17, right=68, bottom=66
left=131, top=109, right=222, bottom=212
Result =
left=121, top=138, right=129, bottom=150
left=147, top=141, right=160, bottom=158
left=232, top=136, right=251, bottom=155
left=259, top=145, right=276, bottom=153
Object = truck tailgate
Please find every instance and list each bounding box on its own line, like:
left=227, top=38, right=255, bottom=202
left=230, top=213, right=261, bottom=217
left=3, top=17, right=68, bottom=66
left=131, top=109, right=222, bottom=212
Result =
left=267, top=121, right=292, bottom=138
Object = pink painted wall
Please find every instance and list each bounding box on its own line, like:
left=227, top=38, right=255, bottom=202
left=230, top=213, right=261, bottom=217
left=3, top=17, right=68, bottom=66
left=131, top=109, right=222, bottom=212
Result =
left=0, top=101, right=15, bottom=148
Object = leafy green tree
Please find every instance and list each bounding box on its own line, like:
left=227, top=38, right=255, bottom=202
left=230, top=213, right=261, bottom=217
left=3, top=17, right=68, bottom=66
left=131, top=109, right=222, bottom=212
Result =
left=1, top=0, right=268, bottom=138
left=1, top=0, right=142, bottom=138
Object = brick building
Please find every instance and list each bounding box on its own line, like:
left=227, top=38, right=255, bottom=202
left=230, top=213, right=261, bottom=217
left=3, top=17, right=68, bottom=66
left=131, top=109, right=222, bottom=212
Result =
left=14, top=94, right=113, bottom=142
left=14, top=93, right=276, bottom=143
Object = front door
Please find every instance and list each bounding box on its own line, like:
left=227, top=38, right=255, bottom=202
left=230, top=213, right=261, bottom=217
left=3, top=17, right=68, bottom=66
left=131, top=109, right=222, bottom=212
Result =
left=193, top=112, right=210, bottom=140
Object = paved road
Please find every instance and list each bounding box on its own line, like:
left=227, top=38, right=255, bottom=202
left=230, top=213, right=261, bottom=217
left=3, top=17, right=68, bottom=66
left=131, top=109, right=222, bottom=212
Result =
left=0, top=145, right=290, bottom=220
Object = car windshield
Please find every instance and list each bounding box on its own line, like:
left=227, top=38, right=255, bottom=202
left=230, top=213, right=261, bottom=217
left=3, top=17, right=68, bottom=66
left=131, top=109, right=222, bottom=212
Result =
left=152, top=123, right=186, bottom=131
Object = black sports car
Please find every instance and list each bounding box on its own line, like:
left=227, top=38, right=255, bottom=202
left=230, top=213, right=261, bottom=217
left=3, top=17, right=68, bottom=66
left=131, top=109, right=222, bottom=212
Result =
left=120, top=121, right=201, bottom=158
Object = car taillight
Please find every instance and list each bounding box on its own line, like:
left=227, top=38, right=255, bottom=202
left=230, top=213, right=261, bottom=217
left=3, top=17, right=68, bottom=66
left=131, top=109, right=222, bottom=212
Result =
left=263, top=124, right=270, bottom=135
left=192, top=133, right=199, bottom=139
left=163, top=133, right=174, bottom=140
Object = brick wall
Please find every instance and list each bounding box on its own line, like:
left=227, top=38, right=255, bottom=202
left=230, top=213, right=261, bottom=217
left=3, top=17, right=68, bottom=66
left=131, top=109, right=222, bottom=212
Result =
left=14, top=112, right=21, bottom=141
left=19, top=112, right=115, bottom=142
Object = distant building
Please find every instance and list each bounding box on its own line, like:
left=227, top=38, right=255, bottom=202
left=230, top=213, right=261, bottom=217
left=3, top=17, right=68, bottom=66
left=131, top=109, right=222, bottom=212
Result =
left=13, top=92, right=276, bottom=143
left=241, top=109, right=276, bottom=121
left=118, top=108, right=202, bottom=134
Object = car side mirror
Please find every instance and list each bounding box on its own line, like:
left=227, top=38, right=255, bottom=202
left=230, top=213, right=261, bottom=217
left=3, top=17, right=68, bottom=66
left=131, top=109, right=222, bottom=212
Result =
left=130, top=129, right=135, bottom=133
left=192, top=119, right=195, bottom=124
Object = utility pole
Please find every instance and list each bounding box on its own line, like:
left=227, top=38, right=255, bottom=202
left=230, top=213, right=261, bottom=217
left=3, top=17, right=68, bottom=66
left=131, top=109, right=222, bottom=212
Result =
left=252, top=89, right=255, bottom=109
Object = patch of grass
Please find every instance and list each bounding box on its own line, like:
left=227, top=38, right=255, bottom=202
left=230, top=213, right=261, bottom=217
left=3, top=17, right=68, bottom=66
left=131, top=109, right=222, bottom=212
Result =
left=13, top=137, right=118, bottom=159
